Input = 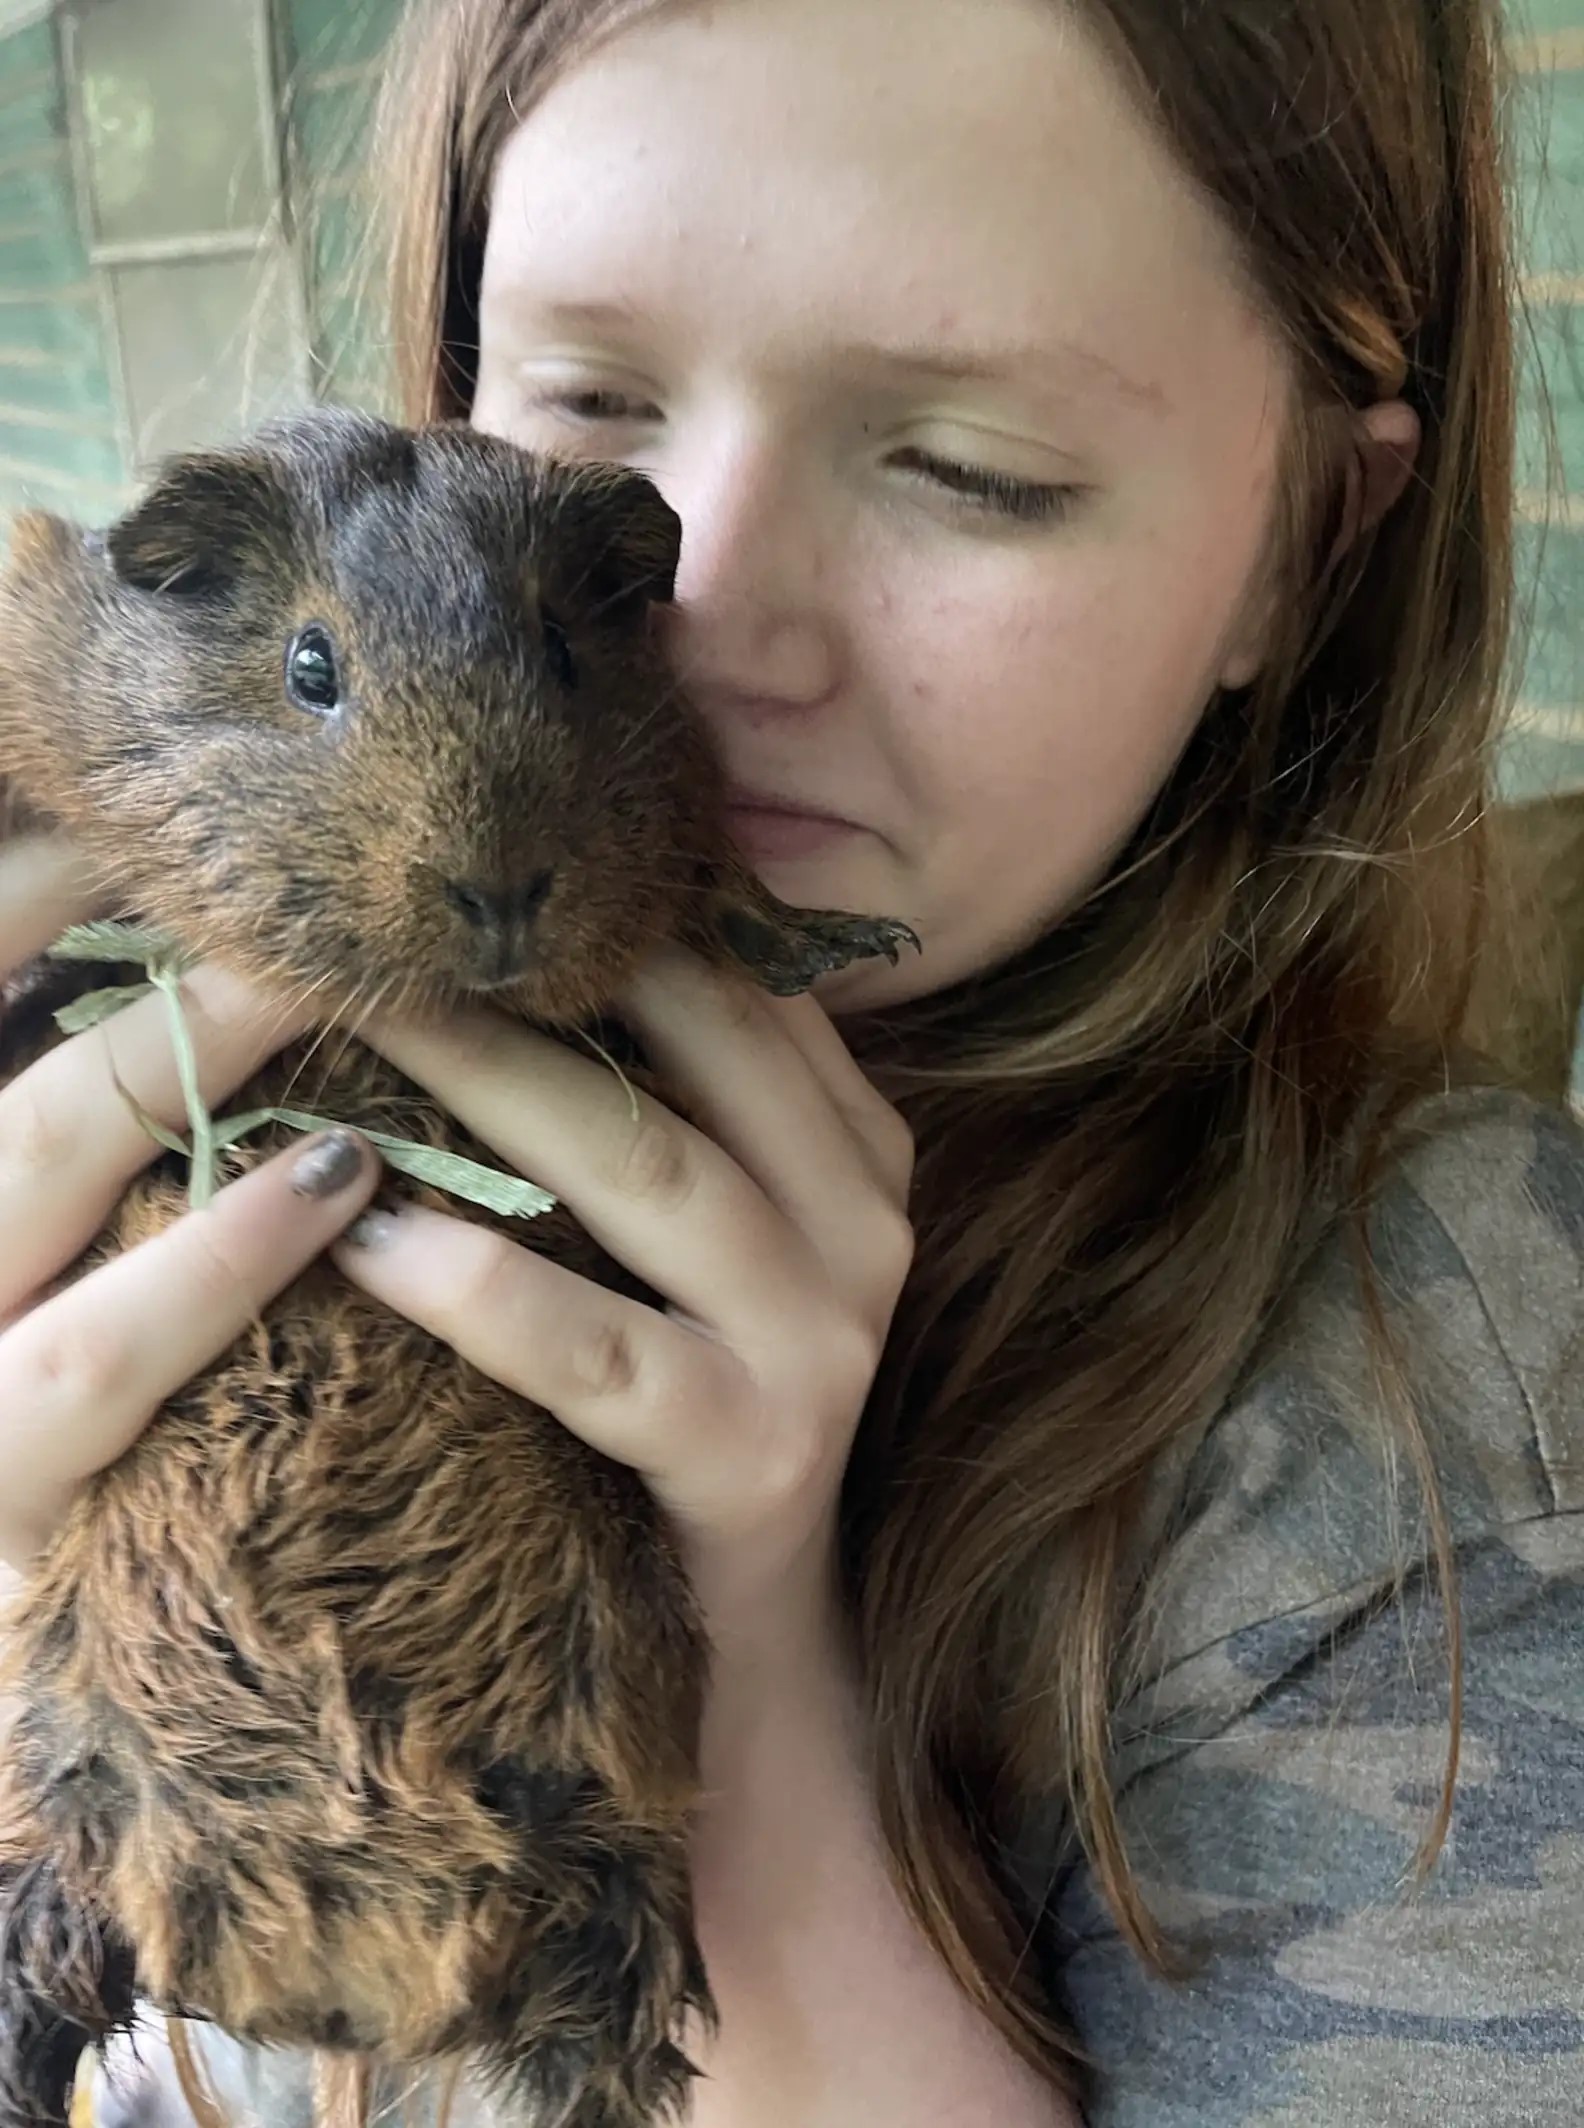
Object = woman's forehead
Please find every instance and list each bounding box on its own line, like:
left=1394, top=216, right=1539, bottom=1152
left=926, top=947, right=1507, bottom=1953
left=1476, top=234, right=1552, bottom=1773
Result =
left=482, top=0, right=1276, bottom=416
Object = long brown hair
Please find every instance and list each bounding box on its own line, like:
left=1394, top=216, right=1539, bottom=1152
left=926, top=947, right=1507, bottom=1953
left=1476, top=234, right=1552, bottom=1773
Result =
left=373, top=0, right=1519, bottom=2097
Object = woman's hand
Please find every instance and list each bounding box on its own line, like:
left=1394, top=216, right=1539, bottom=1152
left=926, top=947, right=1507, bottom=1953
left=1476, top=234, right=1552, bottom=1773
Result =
left=332, top=943, right=915, bottom=1631
left=0, top=834, right=381, bottom=1567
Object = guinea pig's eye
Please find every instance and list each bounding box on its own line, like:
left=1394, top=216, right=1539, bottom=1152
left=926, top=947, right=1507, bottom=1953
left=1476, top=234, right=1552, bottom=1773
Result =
left=285, top=625, right=342, bottom=716
left=540, top=606, right=577, bottom=692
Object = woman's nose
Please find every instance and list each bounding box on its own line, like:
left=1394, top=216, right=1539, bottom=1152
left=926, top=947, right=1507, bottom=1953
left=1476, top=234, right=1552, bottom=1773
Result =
left=662, top=431, right=842, bottom=713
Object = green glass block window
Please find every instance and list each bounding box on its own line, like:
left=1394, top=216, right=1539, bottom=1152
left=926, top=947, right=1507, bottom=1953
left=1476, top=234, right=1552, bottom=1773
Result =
left=63, top=0, right=309, bottom=470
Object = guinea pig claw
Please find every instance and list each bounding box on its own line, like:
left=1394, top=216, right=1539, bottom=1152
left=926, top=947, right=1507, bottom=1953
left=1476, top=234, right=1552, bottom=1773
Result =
left=711, top=895, right=922, bottom=996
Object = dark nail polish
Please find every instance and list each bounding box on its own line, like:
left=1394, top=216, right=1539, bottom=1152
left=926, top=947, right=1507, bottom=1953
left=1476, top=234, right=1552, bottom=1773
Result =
left=289, top=1129, right=366, bottom=1199
left=343, top=1209, right=397, bottom=1250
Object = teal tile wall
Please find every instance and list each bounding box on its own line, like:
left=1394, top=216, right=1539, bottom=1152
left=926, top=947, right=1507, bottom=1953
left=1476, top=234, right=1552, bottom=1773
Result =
left=0, top=10, right=124, bottom=521
left=280, top=0, right=406, bottom=412
left=0, top=0, right=409, bottom=522
left=1507, top=5, right=1584, bottom=805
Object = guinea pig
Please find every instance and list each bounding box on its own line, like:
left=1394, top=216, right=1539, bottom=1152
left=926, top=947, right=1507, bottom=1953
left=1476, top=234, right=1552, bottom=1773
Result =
left=0, top=407, right=917, bottom=2128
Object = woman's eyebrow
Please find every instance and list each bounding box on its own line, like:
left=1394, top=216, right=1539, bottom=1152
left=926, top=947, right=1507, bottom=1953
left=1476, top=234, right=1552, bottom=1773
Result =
left=520, top=298, right=1164, bottom=413
left=843, top=336, right=1166, bottom=413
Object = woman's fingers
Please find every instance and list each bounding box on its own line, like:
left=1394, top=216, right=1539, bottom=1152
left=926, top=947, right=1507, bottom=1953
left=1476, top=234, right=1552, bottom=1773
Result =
left=356, top=1003, right=821, bottom=1336
left=335, top=1201, right=722, bottom=1478
left=0, top=961, right=316, bottom=1320
left=330, top=1201, right=811, bottom=1536
left=0, top=1129, right=379, bottom=1567
left=0, top=834, right=106, bottom=975
left=358, top=950, right=914, bottom=1332
left=753, top=986, right=915, bottom=1197
left=617, top=957, right=911, bottom=1302
left=621, top=947, right=916, bottom=1223
left=336, top=956, right=918, bottom=1568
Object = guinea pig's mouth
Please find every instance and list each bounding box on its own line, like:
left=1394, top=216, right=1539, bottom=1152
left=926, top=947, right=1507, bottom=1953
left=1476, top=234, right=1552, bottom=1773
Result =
left=458, top=960, right=541, bottom=996
left=427, top=866, right=556, bottom=993
left=452, top=940, right=548, bottom=996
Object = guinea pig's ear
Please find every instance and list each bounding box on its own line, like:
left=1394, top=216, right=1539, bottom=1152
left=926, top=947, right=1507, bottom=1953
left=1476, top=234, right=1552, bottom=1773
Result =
left=106, top=448, right=294, bottom=597
left=563, top=465, right=682, bottom=618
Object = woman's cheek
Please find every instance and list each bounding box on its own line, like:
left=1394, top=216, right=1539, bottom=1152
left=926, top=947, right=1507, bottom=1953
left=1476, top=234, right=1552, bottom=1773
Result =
left=899, top=566, right=1124, bottom=786
left=901, top=565, right=1210, bottom=923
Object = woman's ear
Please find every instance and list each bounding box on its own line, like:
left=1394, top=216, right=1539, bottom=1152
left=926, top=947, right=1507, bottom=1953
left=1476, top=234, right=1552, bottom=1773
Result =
left=1215, top=397, right=1422, bottom=692
left=1336, top=397, right=1422, bottom=552
left=1305, top=396, right=1422, bottom=598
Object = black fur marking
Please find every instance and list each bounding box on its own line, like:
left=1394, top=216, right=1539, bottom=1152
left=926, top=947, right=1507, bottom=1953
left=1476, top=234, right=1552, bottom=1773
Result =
left=0, top=1856, right=137, bottom=2128
left=470, top=1759, right=586, bottom=1833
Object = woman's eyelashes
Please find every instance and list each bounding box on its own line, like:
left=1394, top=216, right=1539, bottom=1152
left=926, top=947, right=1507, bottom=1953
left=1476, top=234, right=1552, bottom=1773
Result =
left=524, top=389, right=1080, bottom=525
left=887, top=447, right=1080, bottom=524
left=542, top=386, right=654, bottom=424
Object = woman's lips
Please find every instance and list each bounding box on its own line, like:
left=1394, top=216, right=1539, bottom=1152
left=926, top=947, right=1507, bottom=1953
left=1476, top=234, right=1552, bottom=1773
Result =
left=723, top=794, right=860, bottom=861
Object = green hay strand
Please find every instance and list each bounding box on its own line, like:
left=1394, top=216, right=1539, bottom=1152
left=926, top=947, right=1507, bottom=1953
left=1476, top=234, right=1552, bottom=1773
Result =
left=46, top=922, right=556, bottom=1220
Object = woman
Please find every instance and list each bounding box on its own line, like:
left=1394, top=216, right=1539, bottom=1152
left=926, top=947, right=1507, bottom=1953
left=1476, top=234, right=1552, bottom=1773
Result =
left=6, top=0, right=1581, bottom=2121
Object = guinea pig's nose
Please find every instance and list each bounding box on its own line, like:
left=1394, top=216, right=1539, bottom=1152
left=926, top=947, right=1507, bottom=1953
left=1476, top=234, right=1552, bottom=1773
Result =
left=444, top=872, right=554, bottom=930
left=443, top=871, right=555, bottom=975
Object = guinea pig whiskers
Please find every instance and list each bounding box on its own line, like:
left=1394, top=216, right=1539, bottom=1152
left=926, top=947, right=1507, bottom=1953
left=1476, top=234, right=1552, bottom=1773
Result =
left=268, top=969, right=359, bottom=1090
left=272, top=970, right=393, bottom=1114
left=341, top=972, right=406, bottom=1054
left=569, top=1022, right=642, bottom=1122
left=326, top=971, right=404, bottom=1066
left=273, top=963, right=343, bottom=1030
left=608, top=688, right=682, bottom=769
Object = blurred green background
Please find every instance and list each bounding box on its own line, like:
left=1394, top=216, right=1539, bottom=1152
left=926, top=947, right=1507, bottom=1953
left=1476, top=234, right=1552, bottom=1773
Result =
left=0, top=0, right=407, bottom=508
left=1507, top=2, right=1584, bottom=811
left=0, top=0, right=1575, bottom=1069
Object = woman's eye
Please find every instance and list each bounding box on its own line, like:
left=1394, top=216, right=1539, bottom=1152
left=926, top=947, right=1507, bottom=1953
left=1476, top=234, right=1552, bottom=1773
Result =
left=541, top=388, right=657, bottom=425
left=540, top=607, right=577, bottom=690
left=892, top=447, right=1078, bottom=526
left=284, top=625, right=341, bottom=715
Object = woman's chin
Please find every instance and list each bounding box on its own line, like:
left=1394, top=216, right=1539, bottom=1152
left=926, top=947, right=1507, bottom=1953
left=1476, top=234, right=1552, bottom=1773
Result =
left=744, top=837, right=893, bottom=916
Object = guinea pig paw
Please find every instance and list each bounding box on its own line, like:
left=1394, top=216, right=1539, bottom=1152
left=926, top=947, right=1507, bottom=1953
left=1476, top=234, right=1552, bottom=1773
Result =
left=715, top=902, right=922, bottom=995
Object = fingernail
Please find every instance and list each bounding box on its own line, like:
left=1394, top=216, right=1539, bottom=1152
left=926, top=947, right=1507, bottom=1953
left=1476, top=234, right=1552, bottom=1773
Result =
left=342, top=1208, right=398, bottom=1250
left=288, top=1129, right=367, bottom=1200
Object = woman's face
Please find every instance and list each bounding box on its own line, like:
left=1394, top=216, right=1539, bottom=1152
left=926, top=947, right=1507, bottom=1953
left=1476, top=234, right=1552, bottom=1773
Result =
left=473, top=0, right=1293, bottom=1008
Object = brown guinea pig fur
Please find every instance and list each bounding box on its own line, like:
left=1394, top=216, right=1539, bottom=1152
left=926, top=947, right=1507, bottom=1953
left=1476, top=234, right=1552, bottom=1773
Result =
left=0, top=407, right=917, bottom=2128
